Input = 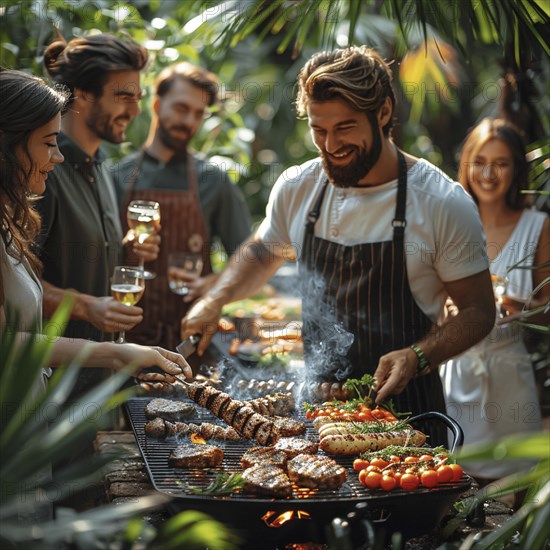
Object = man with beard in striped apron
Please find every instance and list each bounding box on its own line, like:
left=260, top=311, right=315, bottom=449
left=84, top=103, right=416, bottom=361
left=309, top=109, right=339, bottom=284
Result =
left=181, top=46, right=495, bottom=446
left=112, top=62, right=251, bottom=350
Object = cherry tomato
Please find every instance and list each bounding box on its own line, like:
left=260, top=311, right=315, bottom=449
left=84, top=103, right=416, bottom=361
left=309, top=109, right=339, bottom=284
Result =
left=365, top=472, right=382, bottom=490
left=389, top=455, right=401, bottom=463
left=418, top=454, right=434, bottom=462
left=382, top=409, right=398, bottom=421
left=356, top=411, right=376, bottom=422
left=437, top=465, right=454, bottom=483
left=449, top=464, right=464, bottom=482
left=400, top=473, right=420, bottom=491
left=370, top=458, right=390, bottom=469
left=353, top=458, right=370, bottom=472
left=393, top=472, right=403, bottom=484
left=306, top=410, right=314, bottom=420
left=404, top=456, right=419, bottom=463
left=420, top=469, right=439, bottom=488
left=366, top=465, right=381, bottom=473
left=358, top=469, right=369, bottom=486
left=380, top=475, right=397, bottom=491
left=372, top=408, right=387, bottom=420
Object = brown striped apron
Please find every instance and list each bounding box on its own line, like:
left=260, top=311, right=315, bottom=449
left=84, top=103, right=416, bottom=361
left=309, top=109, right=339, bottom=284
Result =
left=300, top=151, right=448, bottom=445
left=122, top=151, right=212, bottom=349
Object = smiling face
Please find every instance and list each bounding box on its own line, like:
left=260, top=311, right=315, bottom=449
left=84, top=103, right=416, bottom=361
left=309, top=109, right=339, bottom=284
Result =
left=84, top=70, right=142, bottom=144
left=468, top=138, right=515, bottom=206
left=16, top=112, right=64, bottom=195
left=307, top=99, right=383, bottom=187
left=155, top=77, right=209, bottom=152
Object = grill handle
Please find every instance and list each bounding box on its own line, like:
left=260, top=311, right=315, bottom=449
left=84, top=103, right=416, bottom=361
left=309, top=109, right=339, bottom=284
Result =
left=408, top=411, right=464, bottom=452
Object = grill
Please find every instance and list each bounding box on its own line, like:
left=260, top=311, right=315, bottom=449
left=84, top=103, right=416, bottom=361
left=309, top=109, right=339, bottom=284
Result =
left=125, top=397, right=471, bottom=547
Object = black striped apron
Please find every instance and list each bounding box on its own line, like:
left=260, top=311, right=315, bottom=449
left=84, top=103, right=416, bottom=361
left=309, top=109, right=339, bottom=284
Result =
left=300, top=151, right=447, bottom=446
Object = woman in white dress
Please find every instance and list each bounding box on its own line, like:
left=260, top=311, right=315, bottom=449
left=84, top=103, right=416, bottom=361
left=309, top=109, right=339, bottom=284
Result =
left=440, top=118, right=549, bottom=482
left=0, top=68, right=192, bottom=386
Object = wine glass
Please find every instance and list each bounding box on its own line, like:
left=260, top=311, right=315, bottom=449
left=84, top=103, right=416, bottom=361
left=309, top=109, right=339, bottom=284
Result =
left=127, top=200, right=161, bottom=280
left=491, top=273, right=508, bottom=317
left=111, top=266, right=145, bottom=343
left=168, top=252, right=204, bottom=296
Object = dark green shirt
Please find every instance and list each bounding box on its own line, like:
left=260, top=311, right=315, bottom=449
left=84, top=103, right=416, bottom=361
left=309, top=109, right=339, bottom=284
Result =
left=36, top=133, right=123, bottom=341
left=111, top=151, right=252, bottom=256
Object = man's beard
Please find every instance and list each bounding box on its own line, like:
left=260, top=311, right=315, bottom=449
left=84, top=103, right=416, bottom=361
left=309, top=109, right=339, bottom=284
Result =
left=321, top=122, right=382, bottom=188
left=87, top=105, right=128, bottom=144
left=158, top=119, right=192, bottom=153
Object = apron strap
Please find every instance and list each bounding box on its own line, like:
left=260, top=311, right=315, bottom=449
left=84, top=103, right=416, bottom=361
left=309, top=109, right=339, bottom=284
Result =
left=392, top=149, right=408, bottom=244
left=305, top=179, right=329, bottom=236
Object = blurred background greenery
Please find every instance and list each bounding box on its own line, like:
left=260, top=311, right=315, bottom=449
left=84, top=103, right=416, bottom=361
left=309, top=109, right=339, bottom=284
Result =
left=1, top=0, right=548, bottom=224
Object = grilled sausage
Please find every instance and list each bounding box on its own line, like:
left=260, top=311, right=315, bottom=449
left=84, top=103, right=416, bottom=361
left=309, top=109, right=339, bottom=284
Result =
left=187, top=383, right=279, bottom=445
left=319, top=430, right=427, bottom=455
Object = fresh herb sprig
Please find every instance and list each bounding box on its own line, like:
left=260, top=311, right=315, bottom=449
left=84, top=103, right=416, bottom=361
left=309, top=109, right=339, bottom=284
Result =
left=185, top=472, right=244, bottom=495
left=359, top=445, right=450, bottom=461
left=351, top=419, right=411, bottom=434
left=343, top=374, right=376, bottom=401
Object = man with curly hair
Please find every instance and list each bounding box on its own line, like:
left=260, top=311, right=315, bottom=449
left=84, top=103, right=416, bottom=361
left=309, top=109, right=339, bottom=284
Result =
left=181, top=46, right=495, bottom=444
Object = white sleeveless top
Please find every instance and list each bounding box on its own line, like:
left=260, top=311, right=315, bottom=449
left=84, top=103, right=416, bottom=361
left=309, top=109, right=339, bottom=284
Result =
left=1, top=239, right=51, bottom=386
left=439, top=208, right=546, bottom=478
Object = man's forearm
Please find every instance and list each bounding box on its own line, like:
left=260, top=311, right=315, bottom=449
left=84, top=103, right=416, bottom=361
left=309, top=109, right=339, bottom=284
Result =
left=42, top=279, right=93, bottom=320
left=419, top=304, right=495, bottom=366
left=207, top=237, right=285, bottom=306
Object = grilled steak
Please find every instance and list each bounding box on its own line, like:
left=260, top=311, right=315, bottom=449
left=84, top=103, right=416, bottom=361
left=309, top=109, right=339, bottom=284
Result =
left=274, top=437, right=318, bottom=458
left=272, top=416, right=306, bottom=436
left=242, top=464, right=293, bottom=499
left=241, top=446, right=288, bottom=470
left=145, top=398, right=195, bottom=421
left=168, top=443, right=223, bottom=469
left=287, top=454, right=347, bottom=490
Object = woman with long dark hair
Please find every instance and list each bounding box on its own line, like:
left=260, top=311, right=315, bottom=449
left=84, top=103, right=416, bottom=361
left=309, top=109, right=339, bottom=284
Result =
left=0, top=68, right=191, bottom=385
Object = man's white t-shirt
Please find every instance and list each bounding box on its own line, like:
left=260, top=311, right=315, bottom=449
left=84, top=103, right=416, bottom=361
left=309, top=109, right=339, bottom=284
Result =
left=257, top=157, right=489, bottom=323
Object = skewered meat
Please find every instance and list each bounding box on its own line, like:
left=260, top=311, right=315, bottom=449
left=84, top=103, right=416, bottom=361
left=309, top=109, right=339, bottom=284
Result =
left=319, top=430, right=427, bottom=455
left=144, top=418, right=242, bottom=441
left=145, top=398, right=195, bottom=421
left=187, top=383, right=279, bottom=446
left=240, top=447, right=288, bottom=470
left=246, top=393, right=296, bottom=416
left=272, top=416, right=306, bottom=436
left=273, top=437, right=318, bottom=458
left=287, top=454, right=347, bottom=490
left=168, top=443, right=224, bottom=469
left=242, top=464, right=293, bottom=499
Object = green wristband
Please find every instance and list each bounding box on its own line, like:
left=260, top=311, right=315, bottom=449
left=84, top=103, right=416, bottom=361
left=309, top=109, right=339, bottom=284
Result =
left=410, top=344, right=430, bottom=372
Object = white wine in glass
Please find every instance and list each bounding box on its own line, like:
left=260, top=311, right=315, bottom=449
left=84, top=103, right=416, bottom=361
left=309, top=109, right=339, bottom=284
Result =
left=111, top=266, right=145, bottom=343
left=168, top=252, right=204, bottom=296
left=127, top=200, right=161, bottom=280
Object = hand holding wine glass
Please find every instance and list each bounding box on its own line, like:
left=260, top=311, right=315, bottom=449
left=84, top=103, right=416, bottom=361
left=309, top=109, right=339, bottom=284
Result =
left=111, top=266, right=145, bottom=343
left=127, top=200, right=161, bottom=280
left=491, top=273, right=508, bottom=318
left=168, top=252, right=204, bottom=296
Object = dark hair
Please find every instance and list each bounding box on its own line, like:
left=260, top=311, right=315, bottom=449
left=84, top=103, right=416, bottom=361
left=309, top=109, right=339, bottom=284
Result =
left=154, top=61, right=219, bottom=106
left=44, top=33, right=148, bottom=104
left=296, top=45, right=396, bottom=136
left=459, top=118, right=528, bottom=210
left=0, top=68, right=70, bottom=274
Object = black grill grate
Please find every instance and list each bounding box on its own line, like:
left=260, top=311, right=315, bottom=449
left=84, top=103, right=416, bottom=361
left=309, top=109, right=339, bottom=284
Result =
left=125, top=397, right=470, bottom=516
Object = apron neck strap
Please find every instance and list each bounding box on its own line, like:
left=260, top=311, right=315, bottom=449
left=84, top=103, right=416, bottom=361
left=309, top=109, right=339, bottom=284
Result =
left=305, top=149, right=409, bottom=242
left=391, top=149, right=408, bottom=243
